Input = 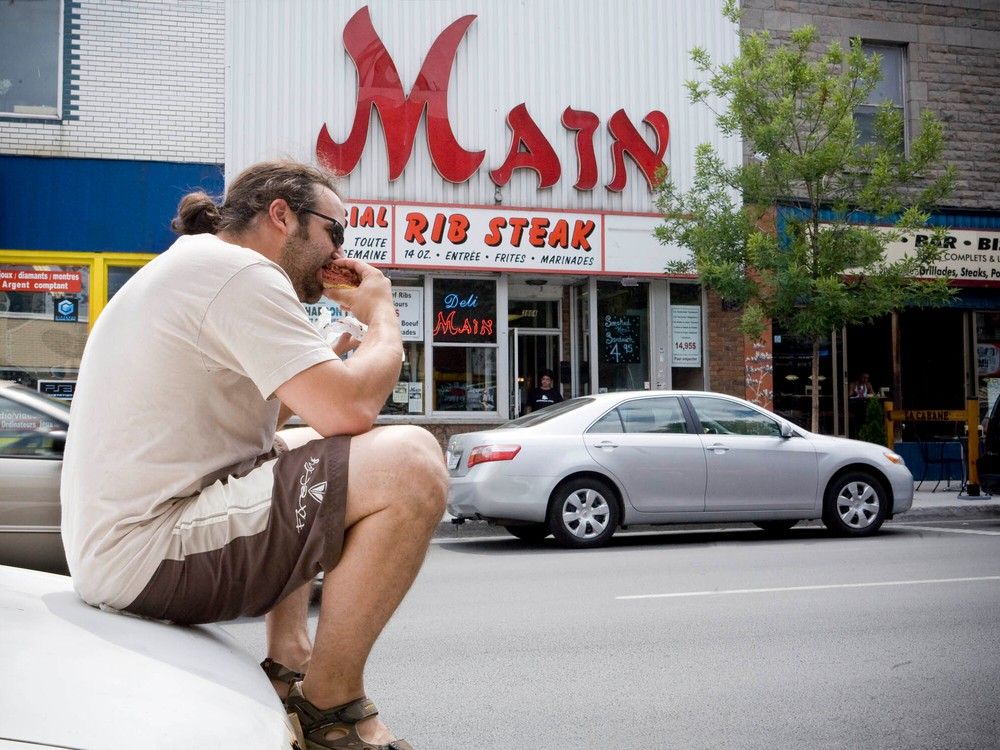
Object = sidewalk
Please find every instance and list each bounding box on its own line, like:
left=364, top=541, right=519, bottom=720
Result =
left=906, top=483, right=999, bottom=518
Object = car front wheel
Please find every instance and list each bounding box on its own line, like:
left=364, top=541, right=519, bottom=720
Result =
left=547, top=477, right=620, bottom=548
left=822, top=471, right=886, bottom=536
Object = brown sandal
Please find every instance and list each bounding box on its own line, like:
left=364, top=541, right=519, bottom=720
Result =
left=260, top=658, right=305, bottom=699
left=285, top=683, right=415, bottom=750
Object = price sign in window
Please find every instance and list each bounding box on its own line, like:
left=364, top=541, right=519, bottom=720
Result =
left=671, top=305, right=702, bottom=368
left=600, top=315, right=640, bottom=365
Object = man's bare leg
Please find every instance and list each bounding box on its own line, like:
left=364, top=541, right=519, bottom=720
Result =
left=297, top=425, right=446, bottom=744
left=264, top=583, right=312, bottom=697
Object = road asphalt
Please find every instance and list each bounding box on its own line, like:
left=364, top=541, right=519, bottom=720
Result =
left=435, top=482, right=1000, bottom=539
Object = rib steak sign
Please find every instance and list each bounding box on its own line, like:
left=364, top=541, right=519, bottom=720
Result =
left=317, top=6, right=670, bottom=193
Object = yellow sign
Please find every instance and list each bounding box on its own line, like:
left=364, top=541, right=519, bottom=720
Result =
left=887, top=409, right=967, bottom=422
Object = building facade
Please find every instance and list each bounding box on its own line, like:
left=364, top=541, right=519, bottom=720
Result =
left=0, top=0, right=224, bottom=396
left=3, top=0, right=997, bottom=452
left=224, top=0, right=743, bottom=445
left=743, top=0, right=1000, bottom=441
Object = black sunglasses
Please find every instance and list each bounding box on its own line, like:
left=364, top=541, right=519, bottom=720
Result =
left=301, top=208, right=346, bottom=248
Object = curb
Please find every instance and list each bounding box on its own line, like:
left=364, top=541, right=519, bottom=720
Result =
left=433, top=504, right=1000, bottom=540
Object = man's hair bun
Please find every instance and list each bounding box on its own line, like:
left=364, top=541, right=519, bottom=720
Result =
left=171, top=191, right=222, bottom=235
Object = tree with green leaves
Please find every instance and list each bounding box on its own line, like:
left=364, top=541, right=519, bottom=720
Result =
left=655, top=0, right=955, bottom=433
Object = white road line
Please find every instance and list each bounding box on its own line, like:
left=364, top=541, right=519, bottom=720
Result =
left=898, top=524, right=1000, bottom=536
left=617, top=576, right=1000, bottom=601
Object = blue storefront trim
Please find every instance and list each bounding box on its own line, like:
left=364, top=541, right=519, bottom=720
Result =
left=776, top=204, right=1000, bottom=310
left=0, top=155, right=223, bottom=253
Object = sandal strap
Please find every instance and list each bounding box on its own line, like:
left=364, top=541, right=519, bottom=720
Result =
left=287, top=686, right=417, bottom=749
left=260, top=657, right=305, bottom=685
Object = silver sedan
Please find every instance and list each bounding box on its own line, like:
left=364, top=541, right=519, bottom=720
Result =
left=446, top=390, right=913, bottom=548
left=0, top=381, right=69, bottom=573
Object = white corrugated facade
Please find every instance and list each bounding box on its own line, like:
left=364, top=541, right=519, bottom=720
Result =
left=225, top=1, right=741, bottom=425
left=225, top=0, right=739, bottom=215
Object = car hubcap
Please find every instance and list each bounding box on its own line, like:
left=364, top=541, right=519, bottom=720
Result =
left=836, top=481, right=879, bottom=529
left=562, top=488, right=610, bottom=539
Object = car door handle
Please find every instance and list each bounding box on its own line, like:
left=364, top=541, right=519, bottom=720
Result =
left=594, top=440, right=619, bottom=450
left=706, top=443, right=730, bottom=454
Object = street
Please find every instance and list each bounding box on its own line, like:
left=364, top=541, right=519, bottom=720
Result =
left=222, top=517, right=1000, bottom=749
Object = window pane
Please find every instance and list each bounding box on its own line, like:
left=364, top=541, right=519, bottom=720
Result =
left=689, top=396, right=781, bottom=437
left=433, top=346, right=497, bottom=411
left=506, top=397, right=593, bottom=428
left=382, top=342, right=425, bottom=415
left=619, top=397, right=688, bottom=434
left=587, top=408, right=624, bottom=434
left=0, top=396, right=63, bottom=457
left=854, top=108, right=877, bottom=144
left=0, top=0, right=62, bottom=116
left=597, top=281, right=648, bottom=392
left=864, top=44, right=904, bottom=107
left=432, top=278, right=497, bottom=344
left=0, top=263, right=89, bottom=389
left=508, top=299, right=559, bottom=328
left=108, top=265, right=142, bottom=301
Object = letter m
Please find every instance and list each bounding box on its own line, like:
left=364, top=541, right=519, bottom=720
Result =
left=317, top=6, right=484, bottom=183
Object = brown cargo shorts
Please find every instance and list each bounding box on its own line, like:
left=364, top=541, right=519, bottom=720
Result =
left=124, top=435, right=350, bottom=624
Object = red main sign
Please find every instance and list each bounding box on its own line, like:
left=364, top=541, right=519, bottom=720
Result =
left=317, top=6, right=670, bottom=194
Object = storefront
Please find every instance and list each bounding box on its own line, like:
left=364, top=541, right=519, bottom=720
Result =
left=772, top=212, right=1000, bottom=439
left=0, top=157, right=224, bottom=398
left=225, top=1, right=737, bottom=443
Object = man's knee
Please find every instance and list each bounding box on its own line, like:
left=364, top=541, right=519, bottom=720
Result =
left=349, top=425, right=447, bottom=520
left=385, top=426, right=448, bottom=517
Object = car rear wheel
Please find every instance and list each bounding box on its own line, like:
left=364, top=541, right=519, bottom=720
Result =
left=822, top=471, right=886, bottom=536
left=547, top=477, right=620, bottom=548
left=753, top=519, right=799, bottom=534
left=503, top=524, right=550, bottom=542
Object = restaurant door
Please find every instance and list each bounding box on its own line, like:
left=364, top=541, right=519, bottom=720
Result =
left=509, top=329, right=561, bottom=418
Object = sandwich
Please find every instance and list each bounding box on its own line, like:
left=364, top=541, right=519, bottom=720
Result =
left=320, top=265, right=361, bottom=290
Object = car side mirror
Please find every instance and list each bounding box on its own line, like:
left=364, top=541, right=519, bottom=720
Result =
left=779, top=422, right=794, bottom=439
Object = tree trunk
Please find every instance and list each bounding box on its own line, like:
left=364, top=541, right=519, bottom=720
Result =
left=811, top=338, right=821, bottom=433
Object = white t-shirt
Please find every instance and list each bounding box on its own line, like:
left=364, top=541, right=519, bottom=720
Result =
left=61, top=233, right=336, bottom=608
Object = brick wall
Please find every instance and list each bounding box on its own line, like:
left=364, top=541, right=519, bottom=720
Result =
left=0, top=0, right=223, bottom=164
left=740, top=0, right=1000, bottom=210
left=705, top=290, right=745, bottom=397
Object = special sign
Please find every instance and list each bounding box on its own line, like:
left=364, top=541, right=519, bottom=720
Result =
left=342, top=203, right=604, bottom=273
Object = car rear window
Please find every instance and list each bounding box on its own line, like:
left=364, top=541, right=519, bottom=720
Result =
left=500, top=397, right=595, bottom=428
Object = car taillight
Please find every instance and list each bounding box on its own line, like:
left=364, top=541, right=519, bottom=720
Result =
left=467, top=444, right=521, bottom=468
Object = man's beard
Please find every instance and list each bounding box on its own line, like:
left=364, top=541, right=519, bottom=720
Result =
left=279, top=233, right=324, bottom=303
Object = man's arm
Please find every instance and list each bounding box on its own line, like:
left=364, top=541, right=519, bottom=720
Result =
left=276, top=262, right=402, bottom=436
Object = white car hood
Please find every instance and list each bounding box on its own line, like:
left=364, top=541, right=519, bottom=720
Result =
left=0, top=566, right=295, bottom=750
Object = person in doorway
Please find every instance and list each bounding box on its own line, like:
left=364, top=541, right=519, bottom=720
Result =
left=523, top=368, right=564, bottom=413
left=850, top=372, right=876, bottom=399
left=60, top=159, right=445, bottom=750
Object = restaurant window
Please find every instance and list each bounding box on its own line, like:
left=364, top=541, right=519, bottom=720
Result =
left=596, top=280, right=649, bottom=393
left=669, top=283, right=704, bottom=389
left=302, top=277, right=428, bottom=416
left=0, top=0, right=64, bottom=119
left=976, top=312, right=1000, bottom=423
left=431, top=278, right=498, bottom=413
left=855, top=43, right=905, bottom=147
left=0, top=262, right=89, bottom=389
left=383, top=280, right=426, bottom=416
left=107, top=265, right=142, bottom=301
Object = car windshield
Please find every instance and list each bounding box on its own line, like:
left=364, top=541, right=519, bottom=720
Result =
left=499, top=397, right=594, bottom=429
